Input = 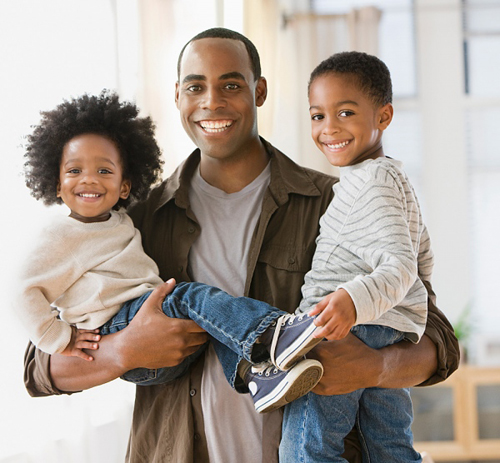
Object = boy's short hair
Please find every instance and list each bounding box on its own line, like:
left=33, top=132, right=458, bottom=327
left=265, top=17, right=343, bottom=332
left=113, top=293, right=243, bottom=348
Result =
left=177, top=27, right=262, bottom=81
left=24, top=90, right=163, bottom=208
left=309, top=51, right=393, bottom=106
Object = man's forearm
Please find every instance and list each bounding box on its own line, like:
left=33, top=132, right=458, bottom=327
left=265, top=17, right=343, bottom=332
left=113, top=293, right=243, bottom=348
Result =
left=310, top=333, right=438, bottom=395
left=51, top=331, right=129, bottom=392
left=376, top=334, right=437, bottom=388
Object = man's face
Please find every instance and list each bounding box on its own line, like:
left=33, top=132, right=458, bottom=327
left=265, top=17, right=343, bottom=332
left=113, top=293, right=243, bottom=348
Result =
left=176, top=38, right=266, bottom=162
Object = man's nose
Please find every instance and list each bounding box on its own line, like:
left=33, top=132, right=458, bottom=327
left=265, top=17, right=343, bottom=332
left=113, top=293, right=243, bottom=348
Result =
left=201, top=87, right=226, bottom=110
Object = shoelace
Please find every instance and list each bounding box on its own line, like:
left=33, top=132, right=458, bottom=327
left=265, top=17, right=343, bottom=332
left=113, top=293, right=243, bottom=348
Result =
left=269, top=313, right=306, bottom=366
left=251, top=361, right=279, bottom=377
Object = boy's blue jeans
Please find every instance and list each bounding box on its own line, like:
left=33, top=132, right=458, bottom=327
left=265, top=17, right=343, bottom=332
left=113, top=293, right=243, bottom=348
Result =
left=280, top=325, right=422, bottom=463
left=100, top=281, right=284, bottom=387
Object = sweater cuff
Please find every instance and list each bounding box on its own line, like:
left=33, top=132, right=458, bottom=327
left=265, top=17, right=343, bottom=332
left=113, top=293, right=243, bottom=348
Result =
left=37, top=320, right=73, bottom=355
left=337, top=278, right=374, bottom=325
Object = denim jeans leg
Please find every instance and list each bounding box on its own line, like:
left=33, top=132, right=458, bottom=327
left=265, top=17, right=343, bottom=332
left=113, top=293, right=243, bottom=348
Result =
left=352, top=324, right=421, bottom=463
left=358, top=386, right=421, bottom=463
left=160, top=281, right=284, bottom=385
left=280, top=390, right=363, bottom=463
left=102, top=282, right=284, bottom=387
left=280, top=324, right=420, bottom=462
left=100, top=292, right=205, bottom=385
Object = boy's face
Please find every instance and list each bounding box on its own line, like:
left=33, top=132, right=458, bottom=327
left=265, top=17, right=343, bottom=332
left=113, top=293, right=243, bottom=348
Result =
left=175, top=37, right=267, bottom=162
left=308, top=73, right=392, bottom=167
left=57, top=133, right=131, bottom=223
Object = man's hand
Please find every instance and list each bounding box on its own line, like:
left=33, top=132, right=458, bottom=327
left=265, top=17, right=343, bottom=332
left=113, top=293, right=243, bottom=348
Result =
left=60, top=327, right=101, bottom=361
left=308, top=334, right=382, bottom=395
left=51, top=279, right=209, bottom=392
left=116, top=279, right=209, bottom=371
left=309, top=289, right=356, bottom=340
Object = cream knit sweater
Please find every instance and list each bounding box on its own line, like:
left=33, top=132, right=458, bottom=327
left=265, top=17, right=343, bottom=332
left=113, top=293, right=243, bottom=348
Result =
left=16, top=210, right=163, bottom=354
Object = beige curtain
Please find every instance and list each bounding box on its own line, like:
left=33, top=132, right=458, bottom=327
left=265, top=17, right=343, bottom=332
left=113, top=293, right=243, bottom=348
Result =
left=244, top=1, right=381, bottom=174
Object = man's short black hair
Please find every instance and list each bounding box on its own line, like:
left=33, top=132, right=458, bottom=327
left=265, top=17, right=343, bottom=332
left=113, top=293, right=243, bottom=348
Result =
left=177, top=27, right=261, bottom=81
left=24, top=90, right=163, bottom=209
left=309, top=51, right=393, bottom=106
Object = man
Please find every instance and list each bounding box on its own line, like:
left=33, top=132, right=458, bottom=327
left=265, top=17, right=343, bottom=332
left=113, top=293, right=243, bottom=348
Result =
left=24, top=28, right=459, bottom=462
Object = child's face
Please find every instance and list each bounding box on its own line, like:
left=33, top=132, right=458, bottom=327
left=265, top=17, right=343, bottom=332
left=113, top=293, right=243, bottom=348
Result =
left=57, top=133, right=131, bottom=223
left=308, top=73, right=392, bottom=167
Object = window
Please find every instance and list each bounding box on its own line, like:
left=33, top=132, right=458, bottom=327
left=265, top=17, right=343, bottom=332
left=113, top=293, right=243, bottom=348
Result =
left=464, top=0, right=500, bottom=353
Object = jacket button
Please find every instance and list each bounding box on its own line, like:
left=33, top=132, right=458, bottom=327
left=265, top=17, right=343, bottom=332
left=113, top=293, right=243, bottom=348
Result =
left=190, top=389, right=197, bottom=397
left=288, top=257, right=296, bottom=264
left=188, top=226, right=195, bottom=233
left=194, top=433, right=200, bottom=441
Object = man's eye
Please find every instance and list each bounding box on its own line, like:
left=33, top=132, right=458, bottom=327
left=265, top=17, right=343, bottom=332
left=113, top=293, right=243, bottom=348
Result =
left=187, top=85, right=201, bottom=92
left=225, top=83, right=239, bottom=90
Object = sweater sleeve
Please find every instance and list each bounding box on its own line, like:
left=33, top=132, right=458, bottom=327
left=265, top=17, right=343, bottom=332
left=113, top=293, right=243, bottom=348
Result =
left=15, top=227, right=86, bottom=354
left=337, top=169, right=420, bottom=325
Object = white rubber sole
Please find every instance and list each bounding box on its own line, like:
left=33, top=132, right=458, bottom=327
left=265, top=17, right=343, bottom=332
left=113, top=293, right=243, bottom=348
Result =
left=254, top=360, right=324, bottom=414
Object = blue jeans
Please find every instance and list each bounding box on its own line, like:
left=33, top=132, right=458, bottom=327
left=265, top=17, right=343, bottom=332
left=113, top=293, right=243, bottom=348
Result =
left=280, top=325, right=422, bottom=463
left=100, top=281, right=284, bottom=387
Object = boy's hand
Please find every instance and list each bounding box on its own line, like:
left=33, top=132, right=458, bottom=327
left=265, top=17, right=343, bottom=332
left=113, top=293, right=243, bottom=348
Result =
left=60, top=327, right=101, bottom=362
left=309, top=289, right=356, bottom=340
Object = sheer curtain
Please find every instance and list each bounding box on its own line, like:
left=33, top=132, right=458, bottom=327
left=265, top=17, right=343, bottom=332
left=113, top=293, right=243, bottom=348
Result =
left=244, top=1, right=381, bottom=174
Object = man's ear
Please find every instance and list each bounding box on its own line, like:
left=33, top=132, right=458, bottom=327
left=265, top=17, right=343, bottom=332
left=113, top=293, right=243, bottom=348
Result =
left=175, top=82, right=180, bottom=109
left=255, top=77, right=267, bottom=107
left=378, top=103, right=393, bottom=131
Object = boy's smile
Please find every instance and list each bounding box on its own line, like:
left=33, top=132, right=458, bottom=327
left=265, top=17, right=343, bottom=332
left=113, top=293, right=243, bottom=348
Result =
left=308, top=73, right=393, bottom=167
left=57, top=133, right=131, bottom=223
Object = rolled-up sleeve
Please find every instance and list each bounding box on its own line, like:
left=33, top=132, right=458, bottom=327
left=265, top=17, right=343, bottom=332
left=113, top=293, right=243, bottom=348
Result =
left=417, top=279, right=460, bottom=386
left=24, top=341, right=80, bottom=397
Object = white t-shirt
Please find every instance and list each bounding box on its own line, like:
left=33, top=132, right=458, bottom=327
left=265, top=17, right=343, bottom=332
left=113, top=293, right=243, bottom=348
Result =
left=189, top=163, right=273, bottom=463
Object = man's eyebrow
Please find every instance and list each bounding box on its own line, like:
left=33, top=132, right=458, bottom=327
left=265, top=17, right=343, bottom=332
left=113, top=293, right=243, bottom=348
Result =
left=181, top=72, right=247, bottom=85
left=219, top=72, right=247, bottom=81
left=182, top=74, right=206, bottom=84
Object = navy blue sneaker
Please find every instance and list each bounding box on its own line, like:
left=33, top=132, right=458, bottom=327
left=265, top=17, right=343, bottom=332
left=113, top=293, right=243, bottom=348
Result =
left=244, top=359, right=323, bottom=414
left=267, top=313, right=323, bottom=371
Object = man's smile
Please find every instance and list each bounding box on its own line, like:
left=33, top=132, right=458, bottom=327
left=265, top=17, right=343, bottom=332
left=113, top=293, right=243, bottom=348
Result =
left=197, top=119, right=234, bottom=133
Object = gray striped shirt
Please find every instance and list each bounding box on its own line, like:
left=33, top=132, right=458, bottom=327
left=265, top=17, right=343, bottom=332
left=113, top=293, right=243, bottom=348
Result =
left=297, top=157, right=433, bottom=342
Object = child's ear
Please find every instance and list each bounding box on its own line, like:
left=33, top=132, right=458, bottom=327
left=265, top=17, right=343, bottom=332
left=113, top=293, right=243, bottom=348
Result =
left=378, top=103, right=393, bottom=131
left=120, top=179, right=131, bottom=199
left=56, top=183, right=61, bottom=198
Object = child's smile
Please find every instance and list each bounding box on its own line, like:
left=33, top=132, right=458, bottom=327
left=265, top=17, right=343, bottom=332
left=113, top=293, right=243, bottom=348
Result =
left=308, top=73, right=392, bottom=167
left=57, top=133, right=131, bottom=223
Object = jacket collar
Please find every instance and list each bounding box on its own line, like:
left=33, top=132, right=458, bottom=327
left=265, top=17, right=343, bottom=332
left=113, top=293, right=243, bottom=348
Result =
left=154, top=138, right=323, bottom=212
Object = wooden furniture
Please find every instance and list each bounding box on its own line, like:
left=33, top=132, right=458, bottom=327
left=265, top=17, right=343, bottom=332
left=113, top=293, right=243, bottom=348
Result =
left=412, top=365, right=500, bottom=461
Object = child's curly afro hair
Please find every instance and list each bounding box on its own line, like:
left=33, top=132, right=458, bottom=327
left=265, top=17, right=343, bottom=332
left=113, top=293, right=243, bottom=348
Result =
left=24, top=90, right=164, bottom=208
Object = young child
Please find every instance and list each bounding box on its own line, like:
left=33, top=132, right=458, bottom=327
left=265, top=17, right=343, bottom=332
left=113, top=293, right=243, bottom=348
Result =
left=279, top=52, right=433, bottom=462
left=16, top=90, right=324, bottom=413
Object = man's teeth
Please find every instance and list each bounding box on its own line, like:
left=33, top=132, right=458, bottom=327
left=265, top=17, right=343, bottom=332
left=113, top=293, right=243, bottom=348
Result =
left=199, top=120, right=233, bottom=133
left=327, top=141, right=350, bottom=149
left=79, top=193, right=100, bottom=198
